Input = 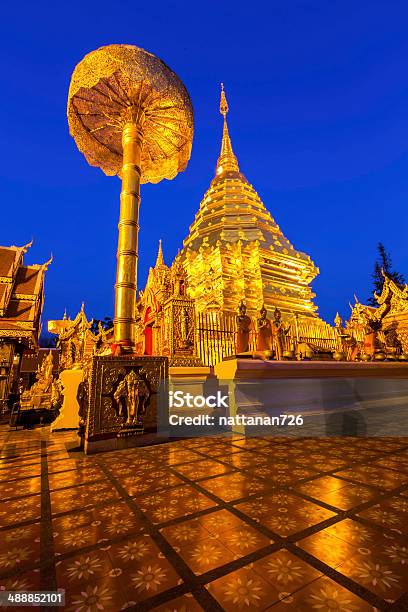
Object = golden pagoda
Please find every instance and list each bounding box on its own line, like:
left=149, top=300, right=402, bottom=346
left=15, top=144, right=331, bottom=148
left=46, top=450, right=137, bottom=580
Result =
left=179, top=85, right=319, bottom=317
left=135, top=86, right=338, bottom=364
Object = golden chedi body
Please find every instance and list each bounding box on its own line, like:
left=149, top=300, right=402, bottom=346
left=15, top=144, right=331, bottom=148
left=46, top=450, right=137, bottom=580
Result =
left=178, top=85, right=319, bottom=318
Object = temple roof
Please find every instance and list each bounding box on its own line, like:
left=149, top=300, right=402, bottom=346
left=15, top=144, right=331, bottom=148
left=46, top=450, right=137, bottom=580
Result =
left=0, top=243, right=50, bottom=347
left=0, top=243, right=29, bottom=315
left=375, top=271, right=408, bottom=305
left=48, top=303, right=94, bottom=340
left=0, top=246, right=23, bottom=278
left=181, top=86, right=314, bottom=269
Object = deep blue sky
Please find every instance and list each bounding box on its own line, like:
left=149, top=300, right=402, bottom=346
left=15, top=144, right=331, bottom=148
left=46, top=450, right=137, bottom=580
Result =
left=2, top=1, right=408, bottom=327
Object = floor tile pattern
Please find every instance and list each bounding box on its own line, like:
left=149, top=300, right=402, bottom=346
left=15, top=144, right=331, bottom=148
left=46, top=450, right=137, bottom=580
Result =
left=0, top=426, right=408, bottom=610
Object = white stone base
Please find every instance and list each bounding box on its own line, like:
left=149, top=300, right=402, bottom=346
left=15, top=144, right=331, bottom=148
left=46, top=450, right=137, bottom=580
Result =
left=51, top=369, right=83, bottom=431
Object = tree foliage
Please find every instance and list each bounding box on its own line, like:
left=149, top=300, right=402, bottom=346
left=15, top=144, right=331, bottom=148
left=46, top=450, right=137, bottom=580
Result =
left=367, top=243, right=405, bottom=306
left=90, top=316, right=113, bottom=335
left=39, top=334, right=57, bottom=348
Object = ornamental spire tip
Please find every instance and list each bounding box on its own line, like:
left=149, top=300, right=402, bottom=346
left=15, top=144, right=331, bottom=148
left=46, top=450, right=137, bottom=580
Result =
left=216, top=83, right=239, bottom=175
left=220, top=83, right=229, bottom=117
left=155, top=239, right=165, bottom=267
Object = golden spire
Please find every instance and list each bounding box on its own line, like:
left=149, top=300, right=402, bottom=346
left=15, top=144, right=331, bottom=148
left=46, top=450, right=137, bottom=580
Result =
left=155, top=239, right=165, bottom=267
left=216, top=84, right=239, bottom=175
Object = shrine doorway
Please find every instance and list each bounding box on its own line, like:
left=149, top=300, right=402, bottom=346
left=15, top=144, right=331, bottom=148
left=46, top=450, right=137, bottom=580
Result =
left=144, top=307, right=153, bottom=355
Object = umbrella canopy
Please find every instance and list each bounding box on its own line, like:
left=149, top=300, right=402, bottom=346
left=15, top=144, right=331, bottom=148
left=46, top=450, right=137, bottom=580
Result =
left=68, top=44, right=194, bottom=184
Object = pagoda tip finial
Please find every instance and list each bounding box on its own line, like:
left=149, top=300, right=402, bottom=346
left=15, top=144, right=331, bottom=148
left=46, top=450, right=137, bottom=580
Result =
left=155, top=239, right=165, bottom=267
left=216, top=83, right=239, bottom=175
left=220, top=83, right=229, bottom=117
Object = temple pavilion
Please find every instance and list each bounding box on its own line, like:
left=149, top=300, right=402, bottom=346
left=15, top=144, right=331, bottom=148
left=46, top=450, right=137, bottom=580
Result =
left=0, top=242, right=50, bottom=412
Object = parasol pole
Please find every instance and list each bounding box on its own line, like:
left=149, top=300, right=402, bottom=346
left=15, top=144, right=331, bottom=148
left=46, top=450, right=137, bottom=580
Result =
left=67, top=45, right=194, bottom=351
left=114, top=121, right=143, bottom=347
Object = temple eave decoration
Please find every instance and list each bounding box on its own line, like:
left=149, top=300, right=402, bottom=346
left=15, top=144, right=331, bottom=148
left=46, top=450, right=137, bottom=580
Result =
left=374, top=270, right=408, bottom=309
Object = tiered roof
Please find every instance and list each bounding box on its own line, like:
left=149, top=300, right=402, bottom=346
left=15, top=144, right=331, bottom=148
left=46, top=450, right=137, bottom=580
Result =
left=182, top=86, right=315, bottom=267
left=0, top=242, right=50, bottom=348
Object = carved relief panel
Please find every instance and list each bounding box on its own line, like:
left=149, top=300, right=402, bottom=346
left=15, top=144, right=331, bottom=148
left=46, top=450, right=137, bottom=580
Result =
left=85, top=355, right=168, bottom=443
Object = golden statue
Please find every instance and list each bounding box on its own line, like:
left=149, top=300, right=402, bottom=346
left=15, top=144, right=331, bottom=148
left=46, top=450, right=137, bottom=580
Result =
left=334, top=312, right=343, bottom=332
left=271, top=307, right=290, bottom=360
left=257, top=305, right=272, bottom=354
left=333, top=312, right=348, bottom=360
left=178, top=306, right=191, bottom=349
left=50, top=379, right=63, bottom=408
left=39, top=350, right=54, bottom=393
left=236, top=301, right=252, bottom=353
left=20, top=351, right=56, bottom=410
left=68, top=44, right=193, bottom=350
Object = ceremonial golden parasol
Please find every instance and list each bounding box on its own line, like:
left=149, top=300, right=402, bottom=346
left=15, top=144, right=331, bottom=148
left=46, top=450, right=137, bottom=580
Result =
left=68, top=44, right=193, bottom=348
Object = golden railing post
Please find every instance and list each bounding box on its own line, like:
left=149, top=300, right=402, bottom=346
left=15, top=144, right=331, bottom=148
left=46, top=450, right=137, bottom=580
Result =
left=114, top=122, right=143, bottom=346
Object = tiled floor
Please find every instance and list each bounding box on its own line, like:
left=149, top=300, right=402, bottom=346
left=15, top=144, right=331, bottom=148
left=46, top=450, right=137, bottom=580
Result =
left=0, top=427, right=408, bottom=610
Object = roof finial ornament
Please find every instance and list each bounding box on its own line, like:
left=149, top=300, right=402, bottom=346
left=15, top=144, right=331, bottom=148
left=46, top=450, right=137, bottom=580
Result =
left=216, top=83, right=239, bottom=175
left=220, top=83, right=229, bottom=117
left=41, top=254, right=53, bottom=270
left=12, top=239, right=34, bottom=257
left=22, top=239, right=34, bottom=253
